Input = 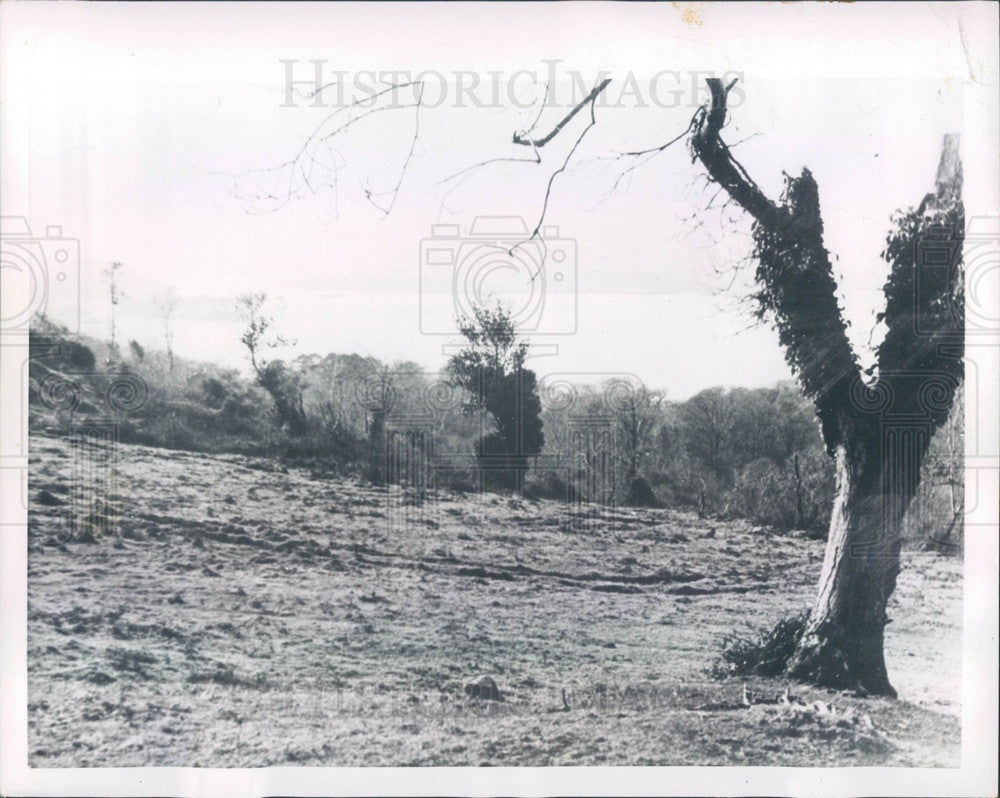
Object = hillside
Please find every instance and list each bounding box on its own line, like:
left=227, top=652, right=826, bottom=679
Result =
left=28, top=317, right=964, bottom=549
left=28, top=433, right=961, bottom=766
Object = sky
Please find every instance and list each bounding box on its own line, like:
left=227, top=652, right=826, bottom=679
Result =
left=2, top=1, right=995, bottom=399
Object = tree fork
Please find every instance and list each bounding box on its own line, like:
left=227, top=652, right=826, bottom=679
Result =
left=689, top=78, right=964, bottom=696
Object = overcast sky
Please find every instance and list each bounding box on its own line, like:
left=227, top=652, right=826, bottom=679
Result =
left=2, top=1, right=995, bottom=398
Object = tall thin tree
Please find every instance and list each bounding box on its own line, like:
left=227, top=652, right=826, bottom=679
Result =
left=154, top=291, right=178, bottom=373
left=103, top=261, right=124, bottom=361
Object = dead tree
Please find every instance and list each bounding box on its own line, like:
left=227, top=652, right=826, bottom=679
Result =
left=689, top=78, right=964, bottom=696
left=154, top=291, right=178, bottom=373
left=103, top=261, right=124, bottom=361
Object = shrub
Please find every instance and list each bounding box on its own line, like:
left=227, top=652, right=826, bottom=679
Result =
left=518, top=469, right=566, bottom=501
left=730, top=453, right=832, bottom=534
left=624, top=475, right=662, bottom=508
left=199, top=376, right=229, bottom=409
left=713, top=611, right=809, bottom=678
left=64, top=339, right=97, bottom=370
left=431, top=464, right=482, bottom=494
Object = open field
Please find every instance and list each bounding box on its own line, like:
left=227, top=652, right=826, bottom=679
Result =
left=27, top=433, right=961, bottom=767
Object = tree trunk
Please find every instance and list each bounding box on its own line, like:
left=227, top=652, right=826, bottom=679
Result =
left=793, top=453, right=804, bottom=528
left=687, top=80, right=963, bottom=697
left=365, top=407, right=387, bottom=483
left=786, top=416, right=928, bottom=697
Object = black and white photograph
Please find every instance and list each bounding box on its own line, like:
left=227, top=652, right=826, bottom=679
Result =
left=0, top=2, right=997, bottom=796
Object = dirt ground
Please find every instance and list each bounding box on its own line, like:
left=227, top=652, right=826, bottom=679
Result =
left=26, top=433, right=962, bottom=767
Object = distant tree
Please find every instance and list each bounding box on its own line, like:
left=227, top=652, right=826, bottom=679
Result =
left=154, top=291, right=178, bottom=373
left=235, top=292, right=307, bottom=435
left=103, top=261, right=124, bottom=361
left=606, top=381, right=664, bottom=506
left=360, top=362, right=396, bottom=482
left=936, top=390, right=964, bottom=545
left=765, top=382, right=824, bottom=463
left=446, top=304, right=544, bottom=489
left=128, top=340, right=145, bottom=362
left=905, top=389, right=964, bottom=549
left=681, top=387, right=736, bottom=482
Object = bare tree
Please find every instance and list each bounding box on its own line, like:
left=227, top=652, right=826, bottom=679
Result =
left=103, top=261, right=124, bottom=361
left=235, top=293, right=307, bottom=435
left=606, top=381, right=664, bottom=505
left=681, top=387, right=736, bottom=483
left=686, top=79, right=964, bottom=696
left=154, top=291, right=178, bottom=373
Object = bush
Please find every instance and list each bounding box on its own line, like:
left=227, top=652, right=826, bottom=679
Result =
left=431, top=464, right=482, bottom=494
left=713, top=611, right=809, bottom=678
left=625, top=475, right=662, bottom=508
left=64, top=339, right=97, bottom=370
left=29, top=321, right=97, bottom=371
left=730, top=453, right=832, bottom=534
left=199, top=377, right=229, bottom=409
left=523, top=469, right=578, bottom=502
left=277, top=424, right=366, bottom=471
left=121, top=411, right=203, bottom=451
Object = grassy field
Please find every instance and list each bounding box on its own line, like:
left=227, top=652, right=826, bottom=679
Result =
left=27, top=433, right=961, bottom=766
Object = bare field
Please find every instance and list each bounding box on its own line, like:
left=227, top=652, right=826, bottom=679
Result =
left=27, top=433, right=961, bottom=767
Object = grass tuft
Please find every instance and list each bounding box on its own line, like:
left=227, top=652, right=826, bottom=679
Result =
left=713, top=611, right=809, bottom=678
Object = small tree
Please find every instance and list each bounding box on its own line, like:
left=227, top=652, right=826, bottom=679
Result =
left=154, top=291, right=178, bottom=373
left=235, top=292, right=307, bottom=435
left=103, top=261, right=124, bottom=361
left=681, top=387, right=736, bottom=484
left=361, top=362, right=396, bottom=482
left=606, top=381, right=664, bottom=506
left=446, top=304, right=544, bottom=490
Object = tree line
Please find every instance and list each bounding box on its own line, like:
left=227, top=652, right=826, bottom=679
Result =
left=29, top=297, right=961, bottom=554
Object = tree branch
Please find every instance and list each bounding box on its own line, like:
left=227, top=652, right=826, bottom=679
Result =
left=877, top=134, right=964, bottom=431
left=690, top=79, right=787, bottom=230
left=229, top=81, right=424, bottom=215
left=688, top=77, right=863, bottom=452
left=512, top=78, right=612, bottom=148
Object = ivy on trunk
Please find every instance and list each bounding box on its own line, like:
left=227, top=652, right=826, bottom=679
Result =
left=690, top=79, right=964, bottom=696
